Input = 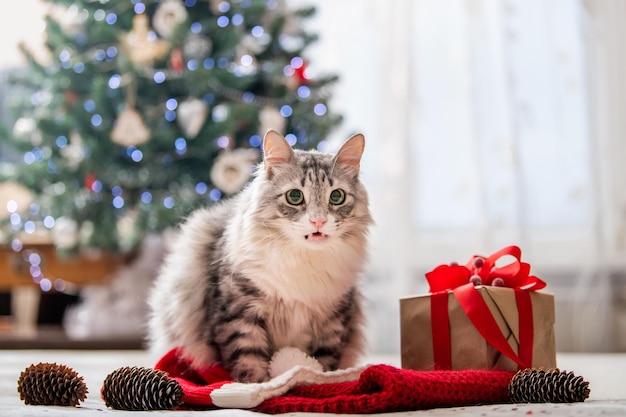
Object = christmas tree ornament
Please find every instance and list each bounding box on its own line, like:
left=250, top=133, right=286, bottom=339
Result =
left=17, top=363, right=88, bottom=406
left=122, top=14, right=170, bottom=66
left=111, top=107, right=151, bottom=147
left=52, top=216, right=79, bottom=250
left=210, top=148, right=260, bottom=194
left=508, top=368, right=590, bottom=403
left=102, top=366, right=183, bottom=411
left=61, top=130, right=86, bottom=169
left=279, top=34, right=305, bottom=53
left=259, top=106, right=287, bottom=135
left=183, top=33, right=213, bottom=60
left=12, top=117, right=37, bottom=142
left=153, top=0, right=188, bottom=39
left=177, top=98, right=209, bottom=138
left=169, top=47, right=185, bottom=75
left=0, top=181, right=34, bottom=219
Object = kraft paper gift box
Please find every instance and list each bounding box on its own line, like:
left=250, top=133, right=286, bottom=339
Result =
left=400, top=246, right=557, bottom=372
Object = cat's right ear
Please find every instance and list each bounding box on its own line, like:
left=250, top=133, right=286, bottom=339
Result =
left=263, top=130, right=294, bottom=178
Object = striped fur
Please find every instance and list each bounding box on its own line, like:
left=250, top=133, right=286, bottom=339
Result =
left=148, top=131, right=372, bottom=382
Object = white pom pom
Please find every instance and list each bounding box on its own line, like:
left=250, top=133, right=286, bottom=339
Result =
left=268, top=347, right=323, bottom=378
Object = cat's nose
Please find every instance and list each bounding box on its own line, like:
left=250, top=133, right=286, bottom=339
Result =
left=310, top=217, right=327, bottom=230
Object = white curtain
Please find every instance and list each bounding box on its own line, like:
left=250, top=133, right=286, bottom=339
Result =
left=294, top=0, right=626, bottom=353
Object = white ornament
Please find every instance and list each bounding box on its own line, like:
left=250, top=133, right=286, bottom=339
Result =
left=177, top=98, right=209, bottom=138
left=12, top=117, right=37, bottom=141
left=111, top=107, right=151, bottom=146
left=61, top=130, right=86, bottom=169
left=52, top=216, right=79, bottom=250
left=259, top=106, right=287, bottom=135
left=0, top=181, right=34, bottom=219
left=210, top=148, right=260, bottom=194
left=183, top=33, right=213, bottom=60
left=153, top=0, right=188, bottom=39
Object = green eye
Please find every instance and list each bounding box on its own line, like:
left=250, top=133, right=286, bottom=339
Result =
left=329, top=189, right=346, bottom=205
left=286, top=189, right=304, bottom=205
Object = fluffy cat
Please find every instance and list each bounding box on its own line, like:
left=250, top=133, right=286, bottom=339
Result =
left=148, top=130, right=372, bottom=383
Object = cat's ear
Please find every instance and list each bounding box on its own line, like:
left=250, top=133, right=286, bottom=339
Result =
left=263, top=129, right=294, bottom=178
left=334, top=133, right=365, bottom=177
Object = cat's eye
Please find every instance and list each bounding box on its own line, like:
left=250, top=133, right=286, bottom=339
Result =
left=286, top=189, right=304, bottom=205
left=329, top=189, right=346, bottom=205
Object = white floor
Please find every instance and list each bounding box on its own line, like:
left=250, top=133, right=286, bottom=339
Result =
left=1, top=350, right=625, bottom=416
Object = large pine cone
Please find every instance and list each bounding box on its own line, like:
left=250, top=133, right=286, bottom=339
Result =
left=509, top=368, right=590, bottom=403
left=17, top=363, right=88, bottom=406
left=102, top=366, right=183, bottom=411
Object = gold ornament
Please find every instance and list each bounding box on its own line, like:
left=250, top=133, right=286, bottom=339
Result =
left=111, top=107, right=151, bottom=147
left=122, top=14, right=170, bottom=66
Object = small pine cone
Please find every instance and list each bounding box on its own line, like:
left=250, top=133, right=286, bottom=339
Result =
left=102, top=366, right=183, bottom=411
left=509, top=368, right=591, bottom=403
left=17, top=363, right=88, bottom=406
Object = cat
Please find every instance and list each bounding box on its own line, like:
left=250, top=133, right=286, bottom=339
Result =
left=148, top=129, right=372, bottom=383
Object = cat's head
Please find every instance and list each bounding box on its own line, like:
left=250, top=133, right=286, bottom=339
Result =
left=249, top=130, right=372, bottom=251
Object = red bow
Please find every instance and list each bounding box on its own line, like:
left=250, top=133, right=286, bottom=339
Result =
left=425, top=245, right=546, bottom=292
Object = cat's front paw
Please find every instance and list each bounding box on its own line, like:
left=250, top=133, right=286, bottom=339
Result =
left=231, top=363, right=270, bottom=383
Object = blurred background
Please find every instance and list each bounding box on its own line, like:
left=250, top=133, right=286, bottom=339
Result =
left=0, top=0, right=624, bottom=355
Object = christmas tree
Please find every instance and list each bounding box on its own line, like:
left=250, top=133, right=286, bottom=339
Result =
left=1, top=0, right=341, bottom=254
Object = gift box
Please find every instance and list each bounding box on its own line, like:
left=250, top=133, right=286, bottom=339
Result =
left=400, top=246, right=556, bottom=372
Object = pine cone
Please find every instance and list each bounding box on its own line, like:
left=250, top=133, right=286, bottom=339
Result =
left=509, top=368, right=590, bottom=403
left=102, top=366, right=183, bottom=411
left=17, top=363, right=88, bottom=406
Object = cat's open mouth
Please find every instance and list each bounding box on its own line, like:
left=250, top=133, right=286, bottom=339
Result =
left=305, top=232, right=327, bottom=241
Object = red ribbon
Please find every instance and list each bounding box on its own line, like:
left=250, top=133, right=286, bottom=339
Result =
left=426, top=245, right=545, bottom=370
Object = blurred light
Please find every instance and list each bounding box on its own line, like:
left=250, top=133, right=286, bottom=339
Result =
left=217, top=16, right=229, bottom=27
left=216, top=135, right=230, bottom=148
left=232, top=14, right=243, bottom=25
left=105, top=13, right=118, bottom=25
left=74, top=62, right=85, bottom=73
left=314, top=103, right=327, bottom=116
left=217, top=57, right=228, bottom=68
left=54, top=279, right=66, bottom=292
left=24, top=221, right=36, bottom=234
left=29, top=253, right=41, bottom=266
left=94, top=9, right=106, bottom=21
left=83, top=99, right=96, bottom=112
left=112, top=186, right=123, bottom=197
left=280, top=105, right=293, bottom=117
left=6, top=200, right=17, bottom=213
left=91, top=114, right=103, bottom=127
left=165, top=110, right=176, bottom=121
left=113, top=196, right=124, bottom=208
left=91, top=180, right=103, bottom=192
left=249, top=135, right=262, bottom=147
left=166, top=98, right=178, bottom=111
left=218, top=1, right=230, bottom=12
left=290, top=56, right=304, bottom=68
left=242, top=92, right=254, bottom=103
left=209, top=188, right=222, bottom=201
left=241, top=55, right=253, bottom=66
left=30, top=266, right=42, bottom=278
left=106, top=46, right=117, bottom=58
left=109, top=74, right=122, bottom=89
left=190, top=22, right=202, bottom=33
left=163, top=196, right=175, bottom=209
left=154, top=71, right=166, bottom=83
left=187, top=59, right=199, bottom=71
left=131, top=149, right=143, bottom=162
left=40, top=278, right=52, bottom=292
left=185, top=0, right=197, bottom=6
left=134, top=3, right=146, bottom=13
left=56, top=136, right=67, bottom=147
left=174, top=137, right=187, bottom=152
left=59, top=50, right=71, bottom=62
left=251, top=26, right=264, bottom=37
left=23, top=152, right=36, bottom=165
left=62, top=60, right=72, bottom=69
left=297, top=85, right=311, bottom=99
left=29, top=203, right=40, bottom=215
left=203, top=58, right=215, bottom=69
left=43, top=216, right=55, bottom=228
left=283, top=65, right=295, bottom=76
left=94, top=49, right=106, bottom=61
left=195, top=182, right=208, bottom=194
left=141, top=191, right=152, bottom=204
left=285, top=134, right=297, bottom=146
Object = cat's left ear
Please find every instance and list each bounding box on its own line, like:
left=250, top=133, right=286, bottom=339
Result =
left=334, top=133, right=365, bottom=178
left=263, top=129, right=295, bottom=178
